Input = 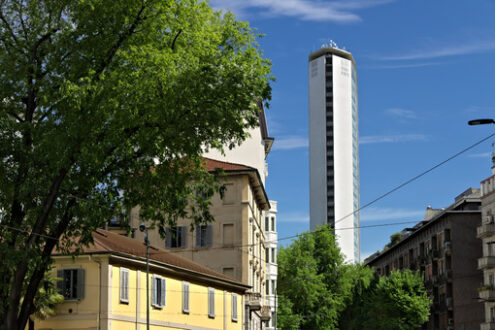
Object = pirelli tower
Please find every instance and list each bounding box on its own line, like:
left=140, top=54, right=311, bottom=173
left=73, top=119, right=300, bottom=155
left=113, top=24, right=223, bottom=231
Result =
left=308, top=44, right=360, bottom=263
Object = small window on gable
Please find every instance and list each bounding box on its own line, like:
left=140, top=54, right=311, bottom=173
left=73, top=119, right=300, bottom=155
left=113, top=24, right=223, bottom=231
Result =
left=208, top=287, right=215, bottom=318
left=231, top=293, right=238, bottom=322
left=120, top=268, right=129, bottom=303
left=152, top=276, right=166, bottom=308
left=57, top=269, right=85, bottom=300
left=182, top=282, right=190, bottom=314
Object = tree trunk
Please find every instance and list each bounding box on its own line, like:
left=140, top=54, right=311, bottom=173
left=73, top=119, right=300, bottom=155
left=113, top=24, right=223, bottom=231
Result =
left=28, top=317, right=34, bottom=330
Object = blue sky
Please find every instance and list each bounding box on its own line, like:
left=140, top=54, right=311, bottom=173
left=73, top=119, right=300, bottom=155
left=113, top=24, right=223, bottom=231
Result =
left=211, top=0, right=495, bottom=260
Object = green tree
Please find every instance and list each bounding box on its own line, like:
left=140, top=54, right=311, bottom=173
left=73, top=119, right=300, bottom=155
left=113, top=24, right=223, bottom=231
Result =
left=277, top=225, right=356, bottom=330
left=0, top=0, right=271, bottom=328
left=363, top=270, right=431, bottom=330
left=26, top=271, right=64, bottom=330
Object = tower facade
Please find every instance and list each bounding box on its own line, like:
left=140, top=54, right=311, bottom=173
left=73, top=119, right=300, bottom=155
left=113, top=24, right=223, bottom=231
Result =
left=308, top=46, right=360, bottom=262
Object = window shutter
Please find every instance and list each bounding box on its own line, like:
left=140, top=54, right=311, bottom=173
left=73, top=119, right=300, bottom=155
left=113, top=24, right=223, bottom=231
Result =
left=165, top=227, right=172, bottom=248
left=208, top=288, right=215, bottom=318
left=180, top=226, right=187, bottom=248
left=160, top=278, right=166, bottom=307
left=57, top=270, right=65, bottom=297
left=182, top=282, right=189, bottom=313
left=195, top=226, right=201, bottom=247
left=76, top=269, right=85, bottom=299
left=152, top=276, right=157, bottom=306
left=206, top=226, right=213, bottom=247
left=232, top=293, right=237, bottom=321
left=120, top=268, right=129, bottom=302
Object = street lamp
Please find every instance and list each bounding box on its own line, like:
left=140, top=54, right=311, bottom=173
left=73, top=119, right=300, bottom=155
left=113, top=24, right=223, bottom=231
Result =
left=139, top=224, right=150, bottom=330
left=468, top=118, right=495, bottom=126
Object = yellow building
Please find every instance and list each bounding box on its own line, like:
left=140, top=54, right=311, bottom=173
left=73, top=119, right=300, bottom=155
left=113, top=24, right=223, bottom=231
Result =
left=34, top=229, right=248, bottom=330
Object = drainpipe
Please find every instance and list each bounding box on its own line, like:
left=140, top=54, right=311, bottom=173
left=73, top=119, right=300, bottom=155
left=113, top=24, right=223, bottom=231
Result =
left=89, top=255, right=102, bottom=330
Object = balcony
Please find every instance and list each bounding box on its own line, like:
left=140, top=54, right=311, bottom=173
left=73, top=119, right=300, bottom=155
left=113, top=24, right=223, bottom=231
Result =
left=260, top=306, right=271, bottom=321
left=481, top=322, right=495, bottom=330
left=479, top=257, right=495, bottom=270
left=478, top=223, right=495, bottom=238
left=479, top=285, right=495, bottom=301
left=247, top=292, right=262, bottom=311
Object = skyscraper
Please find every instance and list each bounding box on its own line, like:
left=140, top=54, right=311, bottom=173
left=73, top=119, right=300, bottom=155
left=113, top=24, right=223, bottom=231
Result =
left=308, top=44, right=360, bottom=262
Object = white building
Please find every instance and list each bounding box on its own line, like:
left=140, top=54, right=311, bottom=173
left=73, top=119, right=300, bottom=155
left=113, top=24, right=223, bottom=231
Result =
left=203, top=100, right=273, bottom=186
left=263, top=201, right=278, bottom=330
left=308, top=45, right=360, bottom=262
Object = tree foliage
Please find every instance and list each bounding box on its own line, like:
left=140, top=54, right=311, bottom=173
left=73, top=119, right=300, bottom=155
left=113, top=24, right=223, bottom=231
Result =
left=278, top=226, right=431, bottom=330
left=277, top=225, right=359, bottom=330
left=0, top=0, right=271, bottom=328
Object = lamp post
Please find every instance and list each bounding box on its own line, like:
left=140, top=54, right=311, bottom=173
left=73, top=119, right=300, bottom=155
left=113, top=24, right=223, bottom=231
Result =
left=468, top=118, right=495, bottom=126
left=139, top=224, right=150, bottom=330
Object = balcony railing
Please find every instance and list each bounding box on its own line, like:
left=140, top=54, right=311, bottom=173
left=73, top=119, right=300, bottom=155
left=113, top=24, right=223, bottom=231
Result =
left=260, top=306, right=271, bottom=321
left=478, top=223, right=495, bottom=238
left=479, top=285, right=495, bottom=301
left=479, top=256, right=495, bottom=270
left=247, top=292, right=262, bottom=311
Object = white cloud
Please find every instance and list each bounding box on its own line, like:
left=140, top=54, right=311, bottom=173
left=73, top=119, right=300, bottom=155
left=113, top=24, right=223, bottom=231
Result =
left=210, top=0, right=395, bottom=23
left=468, top=152, right=492, bottom=158
left=272, top=136, right=309, bottom=151
left=360, top=134, right=428, bottom=144
left=360, top=207, right=424, bottom=222
left=278, top=212, right=309, bottom=223
left=385, top=108, right=417, bottom=119
left=376, top=39, right=495, bottom=61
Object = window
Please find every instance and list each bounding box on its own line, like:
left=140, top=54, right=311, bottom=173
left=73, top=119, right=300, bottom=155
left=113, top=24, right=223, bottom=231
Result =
left=231, top=293, right=238, bottom=322
left=182, top=282, right=189, bottom=314
left=195, top=225, right=212, bottom=247
left=265, top=217, right=269, bottom=232
left=120, top=268, right=129, bottom=303
left=223, top=223, right=234, bottom=246
left=271, top=217, right=275, bottom=231
left=266, top=248, right=270, bottom=263
left=266, top=280, right=270, bottom=295
left=271, top=280, right=276, bottom=295
left=57, top=269, right=85, bottom=300
left=208, top=287, right=215, bottom=318
left=165, top=226, right=187, bottom=248
left=271, top=248, right=276, bottom=264
left=152, top=276, right=166, bottom=308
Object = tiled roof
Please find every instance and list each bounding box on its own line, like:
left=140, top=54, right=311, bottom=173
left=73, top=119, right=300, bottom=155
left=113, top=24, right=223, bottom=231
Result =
left=56, top=229, right=245, bottom=287
left=201, top=157, right=255, bottom=172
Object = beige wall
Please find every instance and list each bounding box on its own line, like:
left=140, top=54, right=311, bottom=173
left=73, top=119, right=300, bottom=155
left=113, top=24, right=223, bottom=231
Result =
left=131, top=174, right=267, bottom=295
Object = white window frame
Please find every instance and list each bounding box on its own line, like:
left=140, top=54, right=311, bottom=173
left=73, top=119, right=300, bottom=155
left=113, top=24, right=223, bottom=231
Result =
left=151, top=275, right=166, bottom=308
left=120, top=268, right=130, bottom=303
left=231, top=293, right=238, bottom=322
left=182, top=282, right=190, bottom=314
left=208, top=287, right=215, bottom=318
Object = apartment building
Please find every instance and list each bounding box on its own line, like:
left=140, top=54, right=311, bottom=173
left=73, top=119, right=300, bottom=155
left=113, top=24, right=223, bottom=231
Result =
left=478, top=154, right=495, bottom=330
left=365, top=188, right=483, bottom=330
left=129, top=158, right=272, bottom=329
left=34, top=229, right=248, bottom=330
left=263, top=201, right=278, bottom=330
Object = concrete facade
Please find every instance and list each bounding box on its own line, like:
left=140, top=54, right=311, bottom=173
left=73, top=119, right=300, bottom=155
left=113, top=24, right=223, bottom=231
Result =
left=263, top=201, right=278, bottom=330
left=478, top=156, right=495, bottom=330
left=365, top=188, right=483, bottom=330
left=308, top=46, right=360, bottom=263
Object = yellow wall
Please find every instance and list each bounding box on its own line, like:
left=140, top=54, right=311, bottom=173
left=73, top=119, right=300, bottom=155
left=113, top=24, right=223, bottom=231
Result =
left=35, top=255, right=244, bottom=330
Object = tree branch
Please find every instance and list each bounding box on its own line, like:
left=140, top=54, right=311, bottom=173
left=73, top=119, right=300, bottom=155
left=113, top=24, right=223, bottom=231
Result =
left=170, top=29, right=182, bottom=50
